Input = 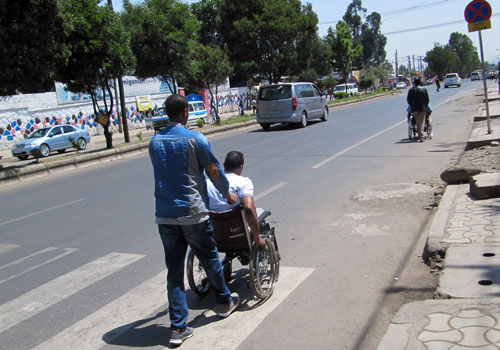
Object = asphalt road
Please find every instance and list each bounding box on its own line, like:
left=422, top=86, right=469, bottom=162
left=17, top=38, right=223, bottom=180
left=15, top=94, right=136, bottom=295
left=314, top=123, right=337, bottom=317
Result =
left=0, top=80, right=483, bottom=350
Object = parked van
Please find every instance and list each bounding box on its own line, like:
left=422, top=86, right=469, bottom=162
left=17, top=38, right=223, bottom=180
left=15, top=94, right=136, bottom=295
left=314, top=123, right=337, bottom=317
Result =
left=333, top=83, right=358, bottom=97
left=257, top=82, right=328, bottom=131
left=471, top=71, right=482, bottom=81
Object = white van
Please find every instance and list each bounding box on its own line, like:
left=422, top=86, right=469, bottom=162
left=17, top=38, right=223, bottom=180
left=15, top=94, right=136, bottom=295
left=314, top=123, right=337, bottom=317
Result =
left=333, top=83, right=359, bottom=97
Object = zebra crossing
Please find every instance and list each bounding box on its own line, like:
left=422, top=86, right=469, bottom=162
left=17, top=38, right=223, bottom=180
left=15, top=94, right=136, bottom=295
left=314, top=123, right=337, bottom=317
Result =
left=0, top=244, right=314, bottom=350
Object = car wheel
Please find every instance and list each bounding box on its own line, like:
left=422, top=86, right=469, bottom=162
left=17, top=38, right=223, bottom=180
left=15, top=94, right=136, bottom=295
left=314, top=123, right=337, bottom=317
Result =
left=57, top=149, right=66, bottom=154
left=39, top=144, right=50, bottom=157
left=458, top=84, right=461, bottom=87
left=298, top=112, right=307, bottom=128
left=261, top=123, right=271, bottom=131
left=17, top=155, right=28, bottom=161
left=321, top=107, right=328, bottom=122
left=76, top=138, right=87, bottom=150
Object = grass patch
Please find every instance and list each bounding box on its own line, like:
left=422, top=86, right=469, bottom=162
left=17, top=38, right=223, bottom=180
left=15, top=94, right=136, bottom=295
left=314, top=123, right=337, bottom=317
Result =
left=214, top=114, right=256, bottom=126
left=327, top=90, right=393, bottom=106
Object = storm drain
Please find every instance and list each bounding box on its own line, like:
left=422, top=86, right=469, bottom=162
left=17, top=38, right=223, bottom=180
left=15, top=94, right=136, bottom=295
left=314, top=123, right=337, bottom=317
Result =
left=438, top=244, right=500, bottom=298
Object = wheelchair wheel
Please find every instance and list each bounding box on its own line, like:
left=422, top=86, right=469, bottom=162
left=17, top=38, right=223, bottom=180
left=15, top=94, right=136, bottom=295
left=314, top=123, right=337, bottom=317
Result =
left=407, top=120, right=413, bottom=140
left=186, top=248, right=210, bottom=296
left=425, top=116, right=433, bottom=139
left=249, top=237, right=279, bottom=300
left=223, top=260, right=232, bottom=283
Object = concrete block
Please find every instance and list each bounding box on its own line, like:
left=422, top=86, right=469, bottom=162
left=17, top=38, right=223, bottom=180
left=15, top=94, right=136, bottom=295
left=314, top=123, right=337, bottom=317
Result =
left=74, top=153, right=101, bottom=168
left=96, top=149, right=119, bottom=163
left=46, top=158, right=77, bottom=174
left=470, top=173, right=500, bottom=199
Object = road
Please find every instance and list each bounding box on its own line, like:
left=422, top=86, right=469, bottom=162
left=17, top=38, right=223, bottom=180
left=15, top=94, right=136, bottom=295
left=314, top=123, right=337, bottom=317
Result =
left=0, top=80, right=482, bottom=349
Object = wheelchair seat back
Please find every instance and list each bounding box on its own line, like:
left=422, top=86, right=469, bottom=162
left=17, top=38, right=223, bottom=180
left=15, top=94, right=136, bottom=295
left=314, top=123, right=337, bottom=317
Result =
left=209, top=206, right=250, bottom=253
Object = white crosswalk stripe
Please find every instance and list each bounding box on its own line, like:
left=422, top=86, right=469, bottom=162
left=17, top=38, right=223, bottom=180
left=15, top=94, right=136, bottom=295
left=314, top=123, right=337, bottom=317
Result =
left=32, top=271, right=166, bottom=350
left=0, top=251, right=144, bottom=334
left=0, top=245, right=313, bottom=350
left=0, top=247, right=78, bottom=285
left=0, top=244, right=19, bottom=255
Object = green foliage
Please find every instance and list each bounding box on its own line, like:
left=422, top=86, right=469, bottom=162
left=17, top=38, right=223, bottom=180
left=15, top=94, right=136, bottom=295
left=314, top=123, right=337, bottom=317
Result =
left=136, top=131, right=143, bottom=141
left=358, top=71, right=375, bottom=91
left=425, top=44, right=460, bottom=79
left=190, top=0, right=222, bottom=47
left=56, top=0, right=134, bottom=149
left=334, top=92, right=346, bottom=99
left=342, top=0, right=386, bottom=69
left=29, top=148, right=41, bottom=163
left=219, top=0, right=318, bottom=83
left=196, top=118, right=205, bottom=128
left=326, top=21, right=362, bottom=82
left=323, top=74, right=338, bottom=90
left=123, top=0, right=199, bottom=93
left=0, top=0, right=63, bottom=95
left=447, top=32, right=480, bottom=76
left=376, top=86, right=386, bottom=93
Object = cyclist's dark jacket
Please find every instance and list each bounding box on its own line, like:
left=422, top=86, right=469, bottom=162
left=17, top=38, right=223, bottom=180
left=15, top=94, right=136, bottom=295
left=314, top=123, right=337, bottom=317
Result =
left=407, top=86, right=429, bottom=112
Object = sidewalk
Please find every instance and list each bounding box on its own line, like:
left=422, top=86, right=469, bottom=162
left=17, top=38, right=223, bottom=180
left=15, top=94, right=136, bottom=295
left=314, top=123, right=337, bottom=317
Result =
left=377, top=84, right=500, bottom=349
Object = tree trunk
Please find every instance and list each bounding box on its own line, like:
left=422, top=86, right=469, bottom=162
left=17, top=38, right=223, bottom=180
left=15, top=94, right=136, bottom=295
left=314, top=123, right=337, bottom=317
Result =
left=103, top=124, right=113, bottom=149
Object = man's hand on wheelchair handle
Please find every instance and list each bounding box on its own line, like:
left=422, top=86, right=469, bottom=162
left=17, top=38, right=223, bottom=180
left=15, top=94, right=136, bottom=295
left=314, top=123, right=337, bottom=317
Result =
left=225, top=192, right=237, bottom=205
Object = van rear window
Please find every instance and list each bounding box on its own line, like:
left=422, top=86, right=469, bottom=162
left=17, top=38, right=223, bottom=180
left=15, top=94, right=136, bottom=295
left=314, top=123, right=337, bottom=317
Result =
left=259, top=85, right=292, bottom=100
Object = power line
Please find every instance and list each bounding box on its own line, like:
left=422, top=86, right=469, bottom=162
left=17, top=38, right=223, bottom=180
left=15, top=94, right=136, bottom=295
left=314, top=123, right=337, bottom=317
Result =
left=383, top=12, right=500, bottom=35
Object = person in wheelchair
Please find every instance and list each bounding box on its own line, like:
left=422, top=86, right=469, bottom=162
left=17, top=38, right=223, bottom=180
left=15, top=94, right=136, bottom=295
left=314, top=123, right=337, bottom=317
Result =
left=407, top=77, right=430, bottom=142
left=207, top=151, right=266, bottom=247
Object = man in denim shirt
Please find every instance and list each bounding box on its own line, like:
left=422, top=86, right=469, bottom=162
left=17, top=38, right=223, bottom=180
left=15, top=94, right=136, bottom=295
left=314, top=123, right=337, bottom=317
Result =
left=149, top=94, right=239, bottom=346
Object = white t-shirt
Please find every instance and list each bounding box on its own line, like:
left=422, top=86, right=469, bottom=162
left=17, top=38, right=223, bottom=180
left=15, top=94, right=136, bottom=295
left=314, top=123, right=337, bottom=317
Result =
left=207, top=172, right=254, bottom=212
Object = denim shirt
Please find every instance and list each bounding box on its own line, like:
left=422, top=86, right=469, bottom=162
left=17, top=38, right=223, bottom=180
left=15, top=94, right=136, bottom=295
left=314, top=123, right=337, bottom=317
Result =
left=149, top=122, right=229, bottom=223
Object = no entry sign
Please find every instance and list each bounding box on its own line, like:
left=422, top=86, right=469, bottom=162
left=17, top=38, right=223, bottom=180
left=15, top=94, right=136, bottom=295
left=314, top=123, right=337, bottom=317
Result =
left=464, top=0, right=492, bottom=32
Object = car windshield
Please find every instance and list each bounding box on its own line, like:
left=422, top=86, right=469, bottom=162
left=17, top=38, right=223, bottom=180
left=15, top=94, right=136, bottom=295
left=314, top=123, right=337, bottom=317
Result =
left=334, top=86, right=346, bottom=92
left=28, top=128, right=50, bottom=139
left=259, top=85, right=292, bottom=100
left=446, top=74, right=456, bottom=79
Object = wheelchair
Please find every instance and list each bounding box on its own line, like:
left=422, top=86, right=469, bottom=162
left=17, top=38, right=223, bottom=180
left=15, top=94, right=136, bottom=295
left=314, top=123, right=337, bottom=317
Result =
left=408, top=112, right=432, bottom=140
left=186, top=206, right=280, bottom=300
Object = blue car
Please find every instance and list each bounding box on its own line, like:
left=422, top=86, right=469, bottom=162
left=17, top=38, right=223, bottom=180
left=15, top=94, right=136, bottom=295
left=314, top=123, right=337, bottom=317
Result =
left=11, top=125, right=91, bottom=160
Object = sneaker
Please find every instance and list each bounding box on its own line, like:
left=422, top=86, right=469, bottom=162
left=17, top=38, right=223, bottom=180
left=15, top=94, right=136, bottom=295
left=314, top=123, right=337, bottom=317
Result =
left=216, top=292, right=240, bottom=318
left=169, top=326, right=194, bottom=346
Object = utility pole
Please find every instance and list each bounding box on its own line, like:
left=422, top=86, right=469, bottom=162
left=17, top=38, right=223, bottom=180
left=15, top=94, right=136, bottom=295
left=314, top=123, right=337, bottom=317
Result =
left=412, top=55, right=416, bottom=75
left=395, top=50, right=398, bottom=80
left=408, top=56, right=411, bottom=75
left=107, top=0, right=130, bottom=143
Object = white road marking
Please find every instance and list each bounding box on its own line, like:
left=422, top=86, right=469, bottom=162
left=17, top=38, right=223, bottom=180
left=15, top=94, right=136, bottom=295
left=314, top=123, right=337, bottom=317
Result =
left=311, top=121, right=405, bottom=169
left=0, top=199, right=85, bottom=227
left=0, top=247, right=78, bottom=285
left=0, top=244, right=19, bottom=255
left=30, top=266, right=313, bottom=350
left=32, top=271, right=166, bottom=350
left=0, top=252, right=144, bottom=333
left=255, top=182, right=288, bottom=201
left=182, top=266, right=315, bottom=350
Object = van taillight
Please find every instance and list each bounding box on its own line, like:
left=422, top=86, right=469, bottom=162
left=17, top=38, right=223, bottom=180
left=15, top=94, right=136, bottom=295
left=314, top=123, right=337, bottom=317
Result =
left=292, top=97, right=297, bottom=111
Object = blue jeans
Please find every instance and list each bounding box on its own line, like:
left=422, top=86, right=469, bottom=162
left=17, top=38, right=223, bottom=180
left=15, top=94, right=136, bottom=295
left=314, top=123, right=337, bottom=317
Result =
left=158, top=220, right=231, bottom=329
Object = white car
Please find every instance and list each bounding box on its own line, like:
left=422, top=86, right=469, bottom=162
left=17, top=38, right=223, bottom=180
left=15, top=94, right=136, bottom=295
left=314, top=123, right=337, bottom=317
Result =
left=471, top=72, right=482, bottom=81
left=396, top=82, right=406, bottom=89
left=333, top=83, right=359, bottom=97
left=444, top=73, right=462, bottom=88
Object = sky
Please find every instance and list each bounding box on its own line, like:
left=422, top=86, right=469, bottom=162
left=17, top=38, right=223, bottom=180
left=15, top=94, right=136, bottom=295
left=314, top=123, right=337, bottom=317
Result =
left=113, top=0, right=500, bottom=69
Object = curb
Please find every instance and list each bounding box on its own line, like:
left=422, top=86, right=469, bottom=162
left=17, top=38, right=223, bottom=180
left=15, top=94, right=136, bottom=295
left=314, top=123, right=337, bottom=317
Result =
left=0, top=121, right=258, bottom=188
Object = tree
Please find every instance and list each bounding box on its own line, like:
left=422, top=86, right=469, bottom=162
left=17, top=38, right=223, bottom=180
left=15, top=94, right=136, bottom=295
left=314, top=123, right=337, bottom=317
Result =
left=219, top=0, right=319, bottom=84
left=326, top=21, right=362, bottom=83
left=56, top=0, right=134, bottom=149
left=359, top=12, right=387, bottom=67
left=190, top=0, right=222, bottom=47
left=358, top=70, right=375, bottom=91
left=342, top=0, right=386, bottom=70
left=447, top=32, right=480, bottom=76
left=123, top=0, right=199, bottom=93
left=425, top=44, right=460, bottom=79
left=190, top=44, right=233, bottom=123
left=0, top=0, right=63, bottom=95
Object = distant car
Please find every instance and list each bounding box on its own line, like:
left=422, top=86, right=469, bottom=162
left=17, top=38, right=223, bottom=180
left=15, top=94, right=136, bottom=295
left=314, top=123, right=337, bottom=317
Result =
left=11, top=125, right=90, bottom=160
left=426, top=78, right=434, bottom=85
left=471, top=72, right=482, bottom=81
left=444, top=73, right=462, bottom=88
left=396, top=82, right=406, bottom=89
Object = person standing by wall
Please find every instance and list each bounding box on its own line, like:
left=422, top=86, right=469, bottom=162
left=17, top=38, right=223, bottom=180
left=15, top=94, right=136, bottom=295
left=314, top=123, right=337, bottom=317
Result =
left=148, top=94, right=240, bottom=347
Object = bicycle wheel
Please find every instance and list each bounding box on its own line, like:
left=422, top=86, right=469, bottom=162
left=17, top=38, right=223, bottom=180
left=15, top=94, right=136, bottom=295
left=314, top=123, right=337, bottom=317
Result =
left=407, top=120, right=413, bottom=140
left=249, top=237, right=279, bottom=300
left=186, top=248, right=210, bottom=296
